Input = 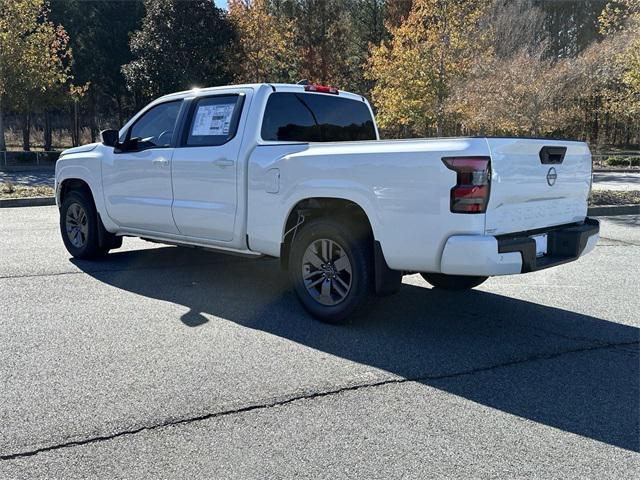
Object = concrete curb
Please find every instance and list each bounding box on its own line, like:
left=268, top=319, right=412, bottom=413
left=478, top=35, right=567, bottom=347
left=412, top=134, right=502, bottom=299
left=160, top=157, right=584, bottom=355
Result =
left=0, top=196, right=56, bottom=208
left=588, top=204, right=640, bottom=216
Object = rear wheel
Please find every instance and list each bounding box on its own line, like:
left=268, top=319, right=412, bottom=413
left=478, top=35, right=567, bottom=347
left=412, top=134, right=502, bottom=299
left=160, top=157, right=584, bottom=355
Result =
left=289, top=218, right=373, bottom=324
left=60, top=191, right=109, bottom=259
left=420, top=272, right=488, bottom=290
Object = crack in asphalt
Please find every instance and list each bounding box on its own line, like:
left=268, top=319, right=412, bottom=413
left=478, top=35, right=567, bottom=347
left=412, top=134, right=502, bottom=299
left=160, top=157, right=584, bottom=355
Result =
left=1, top=339, right=637, bottom=462
left=598, top=236, right=640, bottom=247
left=0, top=270, right=86, bottom=280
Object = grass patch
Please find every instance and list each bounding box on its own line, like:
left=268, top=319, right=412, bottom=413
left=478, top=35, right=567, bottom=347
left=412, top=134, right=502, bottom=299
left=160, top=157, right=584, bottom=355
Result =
left=589, top=190, right=640, bottom=206
left=0, top=182, right=54, bottom=199
left=605, top=156, right=640, bottom=168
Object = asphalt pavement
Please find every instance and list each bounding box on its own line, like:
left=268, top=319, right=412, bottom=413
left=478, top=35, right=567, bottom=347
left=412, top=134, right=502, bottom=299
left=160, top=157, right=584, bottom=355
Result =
left=0, top=207, right=638, bottom=479
left=0, top=170, right=54, bottom=187
left=592, top=171, right=640, bottom=191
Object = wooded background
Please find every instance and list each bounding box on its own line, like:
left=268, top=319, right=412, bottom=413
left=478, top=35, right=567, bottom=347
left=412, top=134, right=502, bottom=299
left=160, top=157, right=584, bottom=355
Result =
left=1, top=0, right=639, bottom=152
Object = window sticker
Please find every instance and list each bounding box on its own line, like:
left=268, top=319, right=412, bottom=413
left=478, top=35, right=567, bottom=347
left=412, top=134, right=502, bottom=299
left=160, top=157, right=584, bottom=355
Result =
left=191, top=103, right=235, bottom=136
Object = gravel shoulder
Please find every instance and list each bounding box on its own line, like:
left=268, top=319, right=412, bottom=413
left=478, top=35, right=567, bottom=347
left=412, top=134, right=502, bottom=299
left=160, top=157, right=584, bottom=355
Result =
left=589, top=190, right=640, bottom=205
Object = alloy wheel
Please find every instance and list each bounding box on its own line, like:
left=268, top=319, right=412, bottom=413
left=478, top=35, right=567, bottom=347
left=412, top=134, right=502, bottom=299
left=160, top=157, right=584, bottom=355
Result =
left=302, top=238, right=353, bottom=306
left=65, top=202, right=89, bottom=248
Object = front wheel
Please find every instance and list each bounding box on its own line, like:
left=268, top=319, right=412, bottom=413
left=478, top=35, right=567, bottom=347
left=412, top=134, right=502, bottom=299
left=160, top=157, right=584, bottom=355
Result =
left=420, top=272, right=488, bottom=290
left=60, top=191, right=108, bottom=259
left=289, top=218, right=373, bottom=324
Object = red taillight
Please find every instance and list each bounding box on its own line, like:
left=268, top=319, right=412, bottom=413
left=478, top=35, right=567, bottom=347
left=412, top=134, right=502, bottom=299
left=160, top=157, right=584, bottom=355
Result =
left=304, top=84, right=339, bottom=94
left=442, top=157, right=491, bottom=213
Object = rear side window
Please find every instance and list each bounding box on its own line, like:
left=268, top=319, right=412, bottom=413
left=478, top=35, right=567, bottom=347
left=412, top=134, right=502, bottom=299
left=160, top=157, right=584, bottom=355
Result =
left=183, top=95, right=244, bottom=147
left=261, top=92, right=376, bottom=142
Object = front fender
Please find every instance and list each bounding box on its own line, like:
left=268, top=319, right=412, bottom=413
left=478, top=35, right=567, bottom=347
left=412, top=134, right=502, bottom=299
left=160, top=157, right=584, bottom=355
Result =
left=55, top=153, right=117, bottom=232
left=56, top=164, right=98, bottom=200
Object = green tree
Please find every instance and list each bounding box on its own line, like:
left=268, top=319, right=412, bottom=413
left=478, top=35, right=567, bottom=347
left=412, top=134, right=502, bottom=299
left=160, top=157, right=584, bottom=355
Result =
left=0, top=0, right=71, bottom=151
left=49, top=0, right=144, bottom=137
left=535, top=0, right=607, bottom=58
left=122, top=0, right=235, bottom=100
left=346, top=0, right=388, bottom=93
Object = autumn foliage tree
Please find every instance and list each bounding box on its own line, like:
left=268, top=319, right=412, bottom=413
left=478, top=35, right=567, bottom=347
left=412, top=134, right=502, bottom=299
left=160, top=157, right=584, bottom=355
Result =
left=598, top=0, right=640, bottom=34
left=384, top=0, right=413, bottom=27
left=587, top=0, right=640, bottom=144
left=366, top=0, right=490, bottom=137
left=1, top=0, right=639, bottom=151
left=228, top=0, right=297, bottom=83
left=453, top=49, right=573, bottom=136
left=0, top=0, right=71, bottom=151
left=267, top=0, right=356, bottom=87
left=603, top=0, right=640, bottom=95
left=382, top=0, right=640, bottom=145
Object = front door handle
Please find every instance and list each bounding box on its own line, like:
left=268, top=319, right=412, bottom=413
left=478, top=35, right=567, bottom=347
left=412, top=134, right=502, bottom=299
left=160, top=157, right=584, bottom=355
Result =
left=214, top=158, right=235, bottom=168
left=152, top=157, right=169, bottom=167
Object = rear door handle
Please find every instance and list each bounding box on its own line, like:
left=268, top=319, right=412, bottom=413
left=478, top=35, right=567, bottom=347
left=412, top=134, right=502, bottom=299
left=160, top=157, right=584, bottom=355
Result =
left=152, top=157, right=169, bottom=167
left=214, top=159, right=235, bottom=168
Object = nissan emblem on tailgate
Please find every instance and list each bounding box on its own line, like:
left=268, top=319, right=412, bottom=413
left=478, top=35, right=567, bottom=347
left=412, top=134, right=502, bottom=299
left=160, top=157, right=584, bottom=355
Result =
left=546, top=167, right=557, bottom=186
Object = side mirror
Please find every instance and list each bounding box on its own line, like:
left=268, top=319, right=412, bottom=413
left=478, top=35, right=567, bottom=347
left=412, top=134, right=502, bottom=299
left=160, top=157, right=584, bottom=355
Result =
left=100, top=129, right=119, bottom=148
left=123, top=137, right=142, bottom=152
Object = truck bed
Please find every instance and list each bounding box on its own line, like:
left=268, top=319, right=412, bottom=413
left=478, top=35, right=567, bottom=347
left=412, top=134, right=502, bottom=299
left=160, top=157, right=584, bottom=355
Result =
left=248, top=136, right=592, bottom=272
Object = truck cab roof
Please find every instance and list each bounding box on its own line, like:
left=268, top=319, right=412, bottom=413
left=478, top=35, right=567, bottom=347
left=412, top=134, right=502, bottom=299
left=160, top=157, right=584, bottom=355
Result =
left=155, top=83, right=366, bottom=104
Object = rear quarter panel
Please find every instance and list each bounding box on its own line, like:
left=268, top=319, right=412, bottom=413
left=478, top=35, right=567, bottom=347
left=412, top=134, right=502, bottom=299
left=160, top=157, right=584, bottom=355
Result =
left=247, top=138, right=490, bottom=272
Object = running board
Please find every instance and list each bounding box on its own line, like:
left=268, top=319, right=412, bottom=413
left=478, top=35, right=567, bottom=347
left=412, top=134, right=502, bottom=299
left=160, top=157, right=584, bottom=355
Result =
left=117, top=230, right=263, bottom=258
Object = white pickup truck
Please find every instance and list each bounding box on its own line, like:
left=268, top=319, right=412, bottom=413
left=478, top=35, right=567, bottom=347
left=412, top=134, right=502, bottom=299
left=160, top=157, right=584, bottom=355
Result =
left=55, top=83, right=599, bottom=323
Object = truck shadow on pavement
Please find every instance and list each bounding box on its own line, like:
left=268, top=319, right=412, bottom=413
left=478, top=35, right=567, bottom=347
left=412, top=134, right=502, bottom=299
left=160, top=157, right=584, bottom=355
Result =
left=73, top=246, right=640, bottom=452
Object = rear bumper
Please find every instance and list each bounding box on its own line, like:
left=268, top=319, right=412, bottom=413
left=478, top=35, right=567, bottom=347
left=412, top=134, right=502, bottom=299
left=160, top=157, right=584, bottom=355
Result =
left=440, top=218, right=599, bottom=276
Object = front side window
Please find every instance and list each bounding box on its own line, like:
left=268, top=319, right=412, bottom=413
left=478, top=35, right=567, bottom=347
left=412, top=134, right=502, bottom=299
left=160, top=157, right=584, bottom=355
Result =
left=127, top=101, right=182, bottom=149
left=261, top=92, right=376, bottom=142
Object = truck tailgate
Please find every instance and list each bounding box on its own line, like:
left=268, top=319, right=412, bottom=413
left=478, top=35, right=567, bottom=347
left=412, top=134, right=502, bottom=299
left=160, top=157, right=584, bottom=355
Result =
left=485, top=138, right=591, bottom=235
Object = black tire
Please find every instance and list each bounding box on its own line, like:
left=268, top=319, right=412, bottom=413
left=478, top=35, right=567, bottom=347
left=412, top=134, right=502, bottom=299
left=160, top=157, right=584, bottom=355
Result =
left=420, top=272, right=488, bottom=290
left=59, top=191, right=108, bottom=259
left=289, top=218, right=373, bottom=324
